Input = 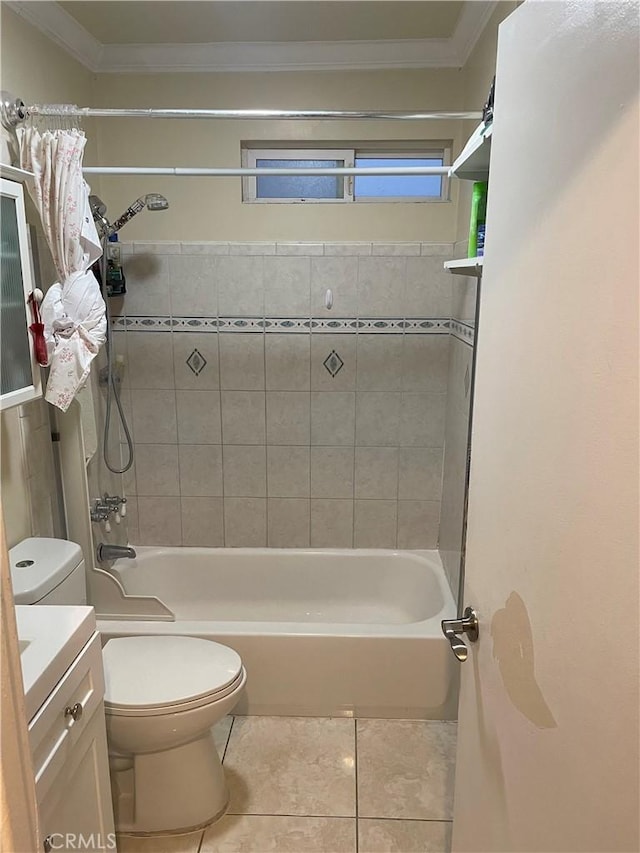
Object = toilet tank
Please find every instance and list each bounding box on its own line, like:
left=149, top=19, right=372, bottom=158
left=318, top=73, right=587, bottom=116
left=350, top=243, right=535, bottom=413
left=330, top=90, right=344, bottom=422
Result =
left=9, top=538, right=87, bottom=605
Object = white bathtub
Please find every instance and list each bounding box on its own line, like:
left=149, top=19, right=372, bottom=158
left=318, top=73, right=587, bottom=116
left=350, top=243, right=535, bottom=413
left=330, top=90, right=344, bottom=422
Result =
left=97, top=547, right=459, bottom=720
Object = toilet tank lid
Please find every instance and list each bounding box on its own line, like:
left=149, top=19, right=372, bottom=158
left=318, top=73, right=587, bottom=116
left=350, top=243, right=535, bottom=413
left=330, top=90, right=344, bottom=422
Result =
left=9, top=538, right=84, bottom=605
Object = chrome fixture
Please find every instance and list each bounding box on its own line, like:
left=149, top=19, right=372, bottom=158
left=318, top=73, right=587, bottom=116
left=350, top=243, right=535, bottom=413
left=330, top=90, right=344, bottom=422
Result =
left=104, top=193, right=169, bottom=237
left=90, top=193, right=169, bottom=239
left=90, top=495, right=127, bottom=531
left=0, top=93, right=482, bottom=129
left=89, top=193, right=169, bottom=475
left=441, top=607, right=479, bottom=662
left=97, top=543, right=136, bottom=562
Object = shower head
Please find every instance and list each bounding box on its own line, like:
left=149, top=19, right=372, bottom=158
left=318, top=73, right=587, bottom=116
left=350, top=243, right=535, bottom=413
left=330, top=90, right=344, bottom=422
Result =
left=144, top=193, right=169, bottom=211
left=89, top=194, right=110, bottom=237
left=89, top=194, right=107, bottom=218
left=107, top=193, right=169, bottom=236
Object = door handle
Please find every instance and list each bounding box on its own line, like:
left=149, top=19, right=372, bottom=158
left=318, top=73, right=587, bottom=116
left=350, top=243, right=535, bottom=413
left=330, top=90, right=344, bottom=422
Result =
left=441, top=607, right=479, bottom=662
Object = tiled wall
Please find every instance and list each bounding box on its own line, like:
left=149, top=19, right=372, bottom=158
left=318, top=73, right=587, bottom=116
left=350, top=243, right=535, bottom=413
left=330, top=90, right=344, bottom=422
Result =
left=439, top=239, right=477, bottom=601
left=112, top=241, right=454, bottom=549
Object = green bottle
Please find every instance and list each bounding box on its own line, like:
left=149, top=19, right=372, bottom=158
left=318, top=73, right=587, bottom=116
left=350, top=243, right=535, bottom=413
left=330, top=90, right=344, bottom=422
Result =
left=468, top=181, right=488, bottom=258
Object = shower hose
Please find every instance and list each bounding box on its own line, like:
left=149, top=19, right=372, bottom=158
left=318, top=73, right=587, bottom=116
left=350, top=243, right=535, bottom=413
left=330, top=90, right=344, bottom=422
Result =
left=100, top=238, right=134, bottom=474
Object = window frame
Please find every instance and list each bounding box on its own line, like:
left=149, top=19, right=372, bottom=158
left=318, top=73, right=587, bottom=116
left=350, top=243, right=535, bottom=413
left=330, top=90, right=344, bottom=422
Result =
left=242, top=142, right=451, bottom=204
left=242, top=147, right=354, bottom=204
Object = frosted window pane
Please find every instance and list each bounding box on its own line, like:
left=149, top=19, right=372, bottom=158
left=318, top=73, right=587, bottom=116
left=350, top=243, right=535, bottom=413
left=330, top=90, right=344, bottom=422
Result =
left=256, top=159, right=343, bottom=199
left=354, top=157, right=443, bottom=198
left=1, top=195, right=32, bottom=395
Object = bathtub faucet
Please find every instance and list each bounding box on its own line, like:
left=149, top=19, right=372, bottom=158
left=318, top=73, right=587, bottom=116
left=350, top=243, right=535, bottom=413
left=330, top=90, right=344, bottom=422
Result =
left=97, top=543, right=137, bottom=562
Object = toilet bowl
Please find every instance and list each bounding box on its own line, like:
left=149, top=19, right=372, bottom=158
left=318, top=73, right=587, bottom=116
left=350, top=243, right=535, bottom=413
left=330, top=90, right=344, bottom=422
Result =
left=9, top=538, right=247, bottom=835
left=103, top=635, right=246, bottom=834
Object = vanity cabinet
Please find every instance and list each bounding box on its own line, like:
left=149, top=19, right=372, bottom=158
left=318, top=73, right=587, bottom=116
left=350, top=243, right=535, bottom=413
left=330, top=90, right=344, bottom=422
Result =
left=28, top=632, right=115, bottom=852
left=0, top=165, right=43, bottom=410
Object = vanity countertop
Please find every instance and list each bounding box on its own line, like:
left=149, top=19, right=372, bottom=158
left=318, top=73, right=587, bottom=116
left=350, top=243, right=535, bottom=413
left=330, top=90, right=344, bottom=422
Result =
left=15, top=605, right=96, bottom=722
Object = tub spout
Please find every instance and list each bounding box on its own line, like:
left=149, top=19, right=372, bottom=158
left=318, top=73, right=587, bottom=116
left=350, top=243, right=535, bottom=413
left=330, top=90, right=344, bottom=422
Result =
left=97, top=543, right=136, bottom=562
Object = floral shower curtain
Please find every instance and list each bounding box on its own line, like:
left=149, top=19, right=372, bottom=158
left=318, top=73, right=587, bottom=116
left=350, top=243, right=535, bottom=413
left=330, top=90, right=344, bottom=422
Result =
left=18, top=126, right=106, bottom=412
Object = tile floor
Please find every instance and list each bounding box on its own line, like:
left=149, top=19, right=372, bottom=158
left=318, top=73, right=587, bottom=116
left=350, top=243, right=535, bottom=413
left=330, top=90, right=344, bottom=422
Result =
left=119, top=716, right=456, bottom=853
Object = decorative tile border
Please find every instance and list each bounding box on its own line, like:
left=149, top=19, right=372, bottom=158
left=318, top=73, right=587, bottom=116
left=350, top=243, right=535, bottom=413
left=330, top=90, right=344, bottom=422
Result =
left=450, top=318, right=475, bottom=346
left=120, top=241, right=455, bottom=258
left=112, top=315, right=452, bottom=335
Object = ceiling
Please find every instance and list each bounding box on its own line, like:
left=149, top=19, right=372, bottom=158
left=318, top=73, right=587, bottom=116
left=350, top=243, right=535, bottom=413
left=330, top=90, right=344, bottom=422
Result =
left=58, top=2, right=465, bottom=45
left=4, top=1, right=498, bottom=72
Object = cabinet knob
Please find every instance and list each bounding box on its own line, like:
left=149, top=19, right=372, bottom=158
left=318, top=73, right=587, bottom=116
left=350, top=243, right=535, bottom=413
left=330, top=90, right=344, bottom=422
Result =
left=43, top=836, right=53, bottom=852
left=64, top=702, right=83, bottom=722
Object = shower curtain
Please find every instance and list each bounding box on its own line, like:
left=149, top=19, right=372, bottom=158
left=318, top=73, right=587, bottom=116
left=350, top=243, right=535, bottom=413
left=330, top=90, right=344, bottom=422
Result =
left=18, top=127, right=106, bottom=412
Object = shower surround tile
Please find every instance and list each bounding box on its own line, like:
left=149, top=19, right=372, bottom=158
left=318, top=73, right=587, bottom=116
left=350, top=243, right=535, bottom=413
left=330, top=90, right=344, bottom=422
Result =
left=310, top=499, right=354, bottom=548
left=121, top=241, right=452, bottom=547
left=267, top=446, right=310, bottom=498
left=267, top=498, right=311, bottom=547
left=180, top=497, right=224, bottom=547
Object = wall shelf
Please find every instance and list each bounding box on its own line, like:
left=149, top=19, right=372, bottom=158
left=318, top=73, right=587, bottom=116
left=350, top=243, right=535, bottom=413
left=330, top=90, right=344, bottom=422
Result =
left=444, top=257, right=484, bottom=277
left=449, top=123, right=492, bottom=182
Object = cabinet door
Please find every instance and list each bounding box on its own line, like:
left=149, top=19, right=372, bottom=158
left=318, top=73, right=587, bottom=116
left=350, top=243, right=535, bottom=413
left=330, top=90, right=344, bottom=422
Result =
left=0, top=175, right=42, bottom=410
left=39, top=704, right=116, bottom=853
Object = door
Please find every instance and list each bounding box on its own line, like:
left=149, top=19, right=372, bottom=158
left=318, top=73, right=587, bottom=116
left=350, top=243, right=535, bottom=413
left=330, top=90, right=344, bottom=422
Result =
left=452, top=3, right=639, bottom=852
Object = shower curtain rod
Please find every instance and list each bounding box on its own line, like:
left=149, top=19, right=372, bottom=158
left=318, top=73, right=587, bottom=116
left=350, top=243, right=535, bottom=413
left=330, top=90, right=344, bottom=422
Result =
left=82, top=165, right=450, bottom=176
left=1, top=94, right=482, bottom=125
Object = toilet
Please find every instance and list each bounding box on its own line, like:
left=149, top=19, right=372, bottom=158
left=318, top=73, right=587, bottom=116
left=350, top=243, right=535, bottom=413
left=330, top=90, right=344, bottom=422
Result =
left=9, top=537, right=246, bottom=835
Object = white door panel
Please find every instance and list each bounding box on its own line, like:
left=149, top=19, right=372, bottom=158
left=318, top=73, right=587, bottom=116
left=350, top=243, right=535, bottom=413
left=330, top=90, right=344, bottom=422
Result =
left=452, top=2, right=639, bottom=851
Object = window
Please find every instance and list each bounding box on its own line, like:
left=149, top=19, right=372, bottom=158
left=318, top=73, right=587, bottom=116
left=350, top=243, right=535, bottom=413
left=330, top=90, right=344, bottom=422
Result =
left=242, top=143, right=450, bottom=203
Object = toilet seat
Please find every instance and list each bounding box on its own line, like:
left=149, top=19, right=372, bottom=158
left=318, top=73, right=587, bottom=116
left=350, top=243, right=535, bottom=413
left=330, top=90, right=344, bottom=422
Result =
left=103, top=636, right=244, bottom=717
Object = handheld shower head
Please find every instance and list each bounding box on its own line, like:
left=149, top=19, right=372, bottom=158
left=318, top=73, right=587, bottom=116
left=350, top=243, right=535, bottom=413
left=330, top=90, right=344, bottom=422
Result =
left=144, top=193, right=169, bottom=211
left=107, top=192, right=169, bottom=236
left=89, top=194, right=109, bottom=237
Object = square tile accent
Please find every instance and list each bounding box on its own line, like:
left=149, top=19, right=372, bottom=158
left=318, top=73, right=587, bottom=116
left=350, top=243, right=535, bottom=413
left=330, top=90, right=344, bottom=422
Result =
left=186, top=348, right=207, bottom=376
left=323, top=349, right=344, bottom=377
left=357, top=720, right=457, bottom=820
left=224, top=716, right=356, bottom=817
left=173, top=332, right=219, bottom=391
left=311, top=334, right=355, bottom=392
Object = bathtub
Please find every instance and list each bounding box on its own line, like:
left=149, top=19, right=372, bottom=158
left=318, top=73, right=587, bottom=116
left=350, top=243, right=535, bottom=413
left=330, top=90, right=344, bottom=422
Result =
left=97, top=547, right=459, bottom=720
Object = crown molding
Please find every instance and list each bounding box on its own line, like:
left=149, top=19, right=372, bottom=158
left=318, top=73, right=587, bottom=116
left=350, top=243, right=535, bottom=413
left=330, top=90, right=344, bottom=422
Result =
left=451, top=1, right=499, bottom=66
left=4, top=1, right=103, bottom=72
left=4, top=1, right=497, bottom=74
left=99, top=37, right=459, bottom=73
